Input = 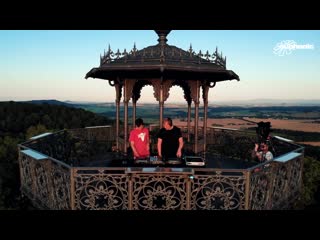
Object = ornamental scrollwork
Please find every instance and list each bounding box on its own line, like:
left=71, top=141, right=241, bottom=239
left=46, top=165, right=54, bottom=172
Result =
left=74, top=171, right=129, bottom=210
left=191, top=172, right=246, bottom=210
left=131, top=174, right=188, bottom=210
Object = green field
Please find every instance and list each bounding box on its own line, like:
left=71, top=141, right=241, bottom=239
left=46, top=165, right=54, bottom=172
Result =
left=74, top=103, right=320, bottom=121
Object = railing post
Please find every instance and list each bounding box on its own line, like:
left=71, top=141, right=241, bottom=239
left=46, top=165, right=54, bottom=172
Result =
left=70, top=168, right=75, bottom=210
left=128, top=173, right=133, bottom=210
left=187, top=103, right=191, bottom=142
left=186, top=175, right=191, bottom=210
left=245, top=170, right=251, bottom=210
left=132, top=100, right=136, bottom=129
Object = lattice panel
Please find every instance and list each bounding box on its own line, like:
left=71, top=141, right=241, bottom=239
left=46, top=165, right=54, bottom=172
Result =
left=34, top=161, right=51, bottom=208
left=20, top=153, right=35, bottom=198
left=131, top=174, right=188, bottom=210
left=74, top=170, right=129, bottom=210
left=271, top=157, right=303, bottom=209
left=249, top=166, right=274, bottom=210
left=190, top=172, right=246, bottom=210
left=51, top=162, right=71, bottom=209
left=287, top=157, right=303, bottom=196
left=249, top=156, right=303, bottom=210
left=270, top=164, right=289, bottom=209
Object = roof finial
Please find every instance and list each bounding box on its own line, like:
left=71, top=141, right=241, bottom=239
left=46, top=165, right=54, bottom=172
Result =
left=155, top=30, right=171, bottom=45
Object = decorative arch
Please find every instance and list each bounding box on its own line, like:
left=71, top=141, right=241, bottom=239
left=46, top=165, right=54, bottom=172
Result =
left=132, top=80, right=153, bottom=102
left=202, top=80, right=211, bottom=104
left=149, top=79, right=173, bottom=102
left=172, top=81, right=192, bottom=105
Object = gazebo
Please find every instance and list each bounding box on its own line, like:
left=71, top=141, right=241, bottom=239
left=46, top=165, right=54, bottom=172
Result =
left=85, top=30, right=239, bottom=154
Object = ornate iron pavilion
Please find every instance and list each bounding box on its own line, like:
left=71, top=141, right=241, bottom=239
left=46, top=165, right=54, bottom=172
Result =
left=85, top=30, right=240, bottom=154
left=17, top=31, right=304, bottom=209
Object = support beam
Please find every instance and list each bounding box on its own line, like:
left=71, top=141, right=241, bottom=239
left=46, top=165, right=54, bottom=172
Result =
left=123, top=79, right=135, bottom=154
left=194, top=101, right=199, bottom=154
left=188, top=80, right=200, bottom=154
left=114, top=81, right=122, bottom=151
left=203, top=102, right=208, bottom=153
left=202, top=83, right=209, bottom=153
left=193, top=80, right=200, bottom=154
left=151, top=79, right=172, bottom=128
left=124, top=100, right=128, bottom=154
left=187, top=103, right=191, bottom=142
left=159, top=85, right=164, bottom=127
left=132, top=100, right=136, bottom=128
left=116, top=99, right=120, bottom=150
left=124, top=81, right=128, bottom=154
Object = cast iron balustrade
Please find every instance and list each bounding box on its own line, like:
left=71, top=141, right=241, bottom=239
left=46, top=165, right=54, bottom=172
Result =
left=18, top=125, right=304, bottom=210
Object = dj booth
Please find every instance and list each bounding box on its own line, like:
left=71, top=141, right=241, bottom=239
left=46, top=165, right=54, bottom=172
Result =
left=126, top=156, right=206, bottom=167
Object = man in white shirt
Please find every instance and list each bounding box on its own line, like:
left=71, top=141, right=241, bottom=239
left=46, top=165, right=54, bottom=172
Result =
left=253, top=142, right=273, bottom=162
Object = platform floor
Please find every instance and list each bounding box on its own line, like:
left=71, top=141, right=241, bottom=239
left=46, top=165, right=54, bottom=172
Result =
left=76, top=152, right=257, bottom=169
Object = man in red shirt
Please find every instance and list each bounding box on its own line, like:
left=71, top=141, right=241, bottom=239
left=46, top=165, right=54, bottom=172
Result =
left=129, top=118, right=150, bottom=159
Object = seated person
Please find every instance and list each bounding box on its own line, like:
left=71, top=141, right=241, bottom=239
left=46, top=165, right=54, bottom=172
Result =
left=129, top=118, right=150, bottom=160
left=252, top=141, right=273, bottom=162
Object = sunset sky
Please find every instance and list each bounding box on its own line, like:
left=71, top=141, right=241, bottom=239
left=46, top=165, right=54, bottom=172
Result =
left=0, top=30, right=319, bottom=103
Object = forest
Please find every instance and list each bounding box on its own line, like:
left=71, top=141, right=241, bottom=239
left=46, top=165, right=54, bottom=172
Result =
left=0, top=101, right=113, bottom=209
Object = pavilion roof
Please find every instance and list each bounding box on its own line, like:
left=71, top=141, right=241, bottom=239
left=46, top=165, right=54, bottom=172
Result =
left=85, top=30, right=239, bottom=82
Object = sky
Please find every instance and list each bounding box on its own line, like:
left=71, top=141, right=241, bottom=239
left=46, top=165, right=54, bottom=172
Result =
left=0, top=30, right=319, bottom=104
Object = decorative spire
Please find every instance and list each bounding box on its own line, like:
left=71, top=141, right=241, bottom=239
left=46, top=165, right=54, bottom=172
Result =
left=155, top=30, right=171, bottom=46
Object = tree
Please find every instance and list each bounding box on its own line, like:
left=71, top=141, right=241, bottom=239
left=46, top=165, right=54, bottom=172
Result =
left=26, top=124, right=48, bottom=139
left=296, top=156, right=320, bottom=208
left=42, top=114, right=53, bottom=129
left=0, top=136, right=20, bottom=209
left=24, top=112, right=40, bottom=129
left=0, top=102, right=113, bottom=209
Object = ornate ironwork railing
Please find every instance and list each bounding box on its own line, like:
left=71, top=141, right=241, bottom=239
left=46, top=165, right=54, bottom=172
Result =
left=19, top=146, right=71, bottom=210
left=190, top=169, right=247, bottom=210
left=206, top=127, right=300, bottom=161
left=18, top=126, right=304, bottom=210
left=23, top=126, right=116, bottom=166
left=248, top=152, right=304, bottom=210
left=73, top=168, right=129, bottom=210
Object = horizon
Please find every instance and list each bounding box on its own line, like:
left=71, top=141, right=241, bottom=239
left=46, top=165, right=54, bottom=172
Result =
left=0, top=30, right=319, bottom=103
left=2, top=98, right=320, bottom=107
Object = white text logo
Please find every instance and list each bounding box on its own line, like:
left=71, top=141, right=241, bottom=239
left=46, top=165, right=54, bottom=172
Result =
left=273, top=40, right=314, bottom=56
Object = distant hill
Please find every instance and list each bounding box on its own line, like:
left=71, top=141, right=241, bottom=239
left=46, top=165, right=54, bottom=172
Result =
left=72, top=101, right=320, bottom=120
left=16, top=99, right=320, bottom=108
left=23, top=99, right=73, bottom=107
left=0, top=101, right=113, bottom=138
left=210, top=99, right=320, bottom=106
left=11, top=99, right=320, bottom=120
